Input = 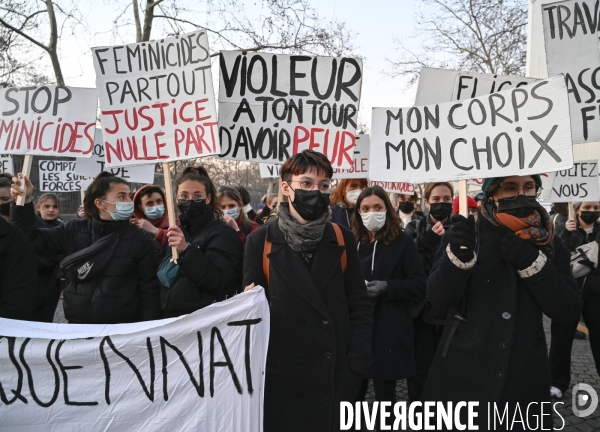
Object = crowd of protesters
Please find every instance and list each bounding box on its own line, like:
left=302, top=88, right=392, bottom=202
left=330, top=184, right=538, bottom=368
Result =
left=0, top=150, right=594, bottom=431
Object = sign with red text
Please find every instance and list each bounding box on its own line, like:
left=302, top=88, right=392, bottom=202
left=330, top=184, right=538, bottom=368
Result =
left=75, top=130, right=156, bottom=184
left=0, top=287, right=269, bottom=431
left=0, top=86, right=96, bottom=157
left=542, top=0, right=600, bottom=143
left=218, top=51, right=362, bottom=169
left=333, top=135, right=369, bottom=179
left=0, top=154, right=13, bottom=174
left=369, top=181, right=415, bottom=194
left=370, top=75, right=574, bottom=183
left=92, top=30, right=218, bottom=167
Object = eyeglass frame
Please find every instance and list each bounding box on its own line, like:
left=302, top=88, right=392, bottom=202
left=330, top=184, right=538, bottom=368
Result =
left=498, top=184, right=542, bottom=201
left=285, top=179, right=332, bottom=194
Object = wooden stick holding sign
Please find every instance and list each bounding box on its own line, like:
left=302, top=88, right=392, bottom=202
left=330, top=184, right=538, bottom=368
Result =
left=162, top=162, right=179, bottom=262
left=458, top=180, right=468, bottom=217
left=568, top=202, right=575, bottom=220
left=16, top=155, right=33, bottom=206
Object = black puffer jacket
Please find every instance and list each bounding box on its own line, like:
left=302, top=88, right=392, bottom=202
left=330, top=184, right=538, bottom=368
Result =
left=160, top=212, right=243, bottom=318
left=11, top=202, right=161, bottom=324
left=559, top=221, right=600, bottom=295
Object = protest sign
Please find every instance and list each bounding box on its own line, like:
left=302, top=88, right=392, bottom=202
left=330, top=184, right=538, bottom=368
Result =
left=415, top=68, right=538, bottom=106
left=333, top=135, right=370, bottom=179
left=75, top=130, right=155, bottom=184
left=539, top=160, right=599, bottom=202
left=0, top=287, right=269, bottom=432
left=370, top=75, right=574, bottom=183
left=369, top=181, right=415, bottom=195
left=259, top=163, right=281, bottom=179
left=0, top=86, right=97, bottom=157
left=0, top=155, right=13, bottom=174
left=218, top=51, right=363, bottom=169
left=38, top=160, right=88, bottom=192
left=468, top=178, right=484, bottom=186
left=541, top=0, right=600, bottom=143
left=92, top=30, right=219, bottom=167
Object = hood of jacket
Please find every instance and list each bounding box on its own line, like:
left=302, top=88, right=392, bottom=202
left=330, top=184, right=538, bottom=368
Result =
left=133, top=184, right=168, bottom=227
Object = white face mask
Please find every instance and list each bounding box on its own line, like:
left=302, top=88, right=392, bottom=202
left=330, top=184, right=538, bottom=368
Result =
left=360, top=211, right=387, bottom=232
left=346, top=189, right=362, bottom=205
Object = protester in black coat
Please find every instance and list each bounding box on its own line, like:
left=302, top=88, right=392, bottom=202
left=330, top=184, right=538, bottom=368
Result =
left=162, top=166, right=243, bottom=318
left=0, top=215, right=37, bottom=320
left=243, top=150, right=373, bottom=432
left=353, top=186, right=426, bottom=412
left=11, top=172, right=161, bottom=324
left=424, top=175, right=582, bottom=430
left=405, top=181, right=454, bottom=402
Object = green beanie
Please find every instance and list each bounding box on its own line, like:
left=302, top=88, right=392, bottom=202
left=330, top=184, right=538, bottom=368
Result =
left=482, top=174, right=542, bottom=198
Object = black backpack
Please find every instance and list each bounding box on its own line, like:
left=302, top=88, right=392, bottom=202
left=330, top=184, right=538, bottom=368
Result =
left=58, top=232, right=120, bottom=283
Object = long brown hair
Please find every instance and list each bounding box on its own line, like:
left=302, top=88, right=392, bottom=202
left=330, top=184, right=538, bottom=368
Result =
left=330, top=178, right=369, bottom=206
left=353, top=186, right=402, bottom=245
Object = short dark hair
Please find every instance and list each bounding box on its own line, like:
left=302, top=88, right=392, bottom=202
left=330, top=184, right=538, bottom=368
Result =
left=134, top=185, right=164, bottom=209
left=280, top=150, right=333, bottom=183
left=424, top=182, right=454, bottom=201
left=353, top=186, right=402, bottom=245
left=175, top=166, right=220, bottom=218
left=235, top=186, right=251, bottom=206
left=83, top=172, right=128, bottom=219
left=0, top=173, right=12, bottom=189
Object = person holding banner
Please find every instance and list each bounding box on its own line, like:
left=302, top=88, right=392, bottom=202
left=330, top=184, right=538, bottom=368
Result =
left=10, top=172, right=162, bottom=324
left=161, top=167, right=243, bottom=318
left=396, top=193, right=422, bottom=234
left=330, top=178, right=369, bottom=230
left=243, top=150, right=373, bottom=432
left=556, top=201, right=600, bottom=389
left=0, top=173, right=14, bottom=221
left=353, top=186, right=426, bottom=416
left=132, top=185, right=170, bottom=261
left=30, top=193, right=64, bottom=322
left=423, top=175, right=582, bottom=428
left=406, top=182, right=454, bottom=402
left=218, top=186, right=259, bottom=245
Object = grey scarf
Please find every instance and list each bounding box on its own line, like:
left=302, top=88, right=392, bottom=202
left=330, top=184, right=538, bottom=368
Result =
left=278, top=203, right=331, bottom=252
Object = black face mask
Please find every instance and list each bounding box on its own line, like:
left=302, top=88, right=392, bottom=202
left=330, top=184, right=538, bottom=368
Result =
left=398, top=201, right=415, bottom=214
left=177, top=199, right=208, bottom=219
left=0, top=202, right=10, bottom=216
left=496, top=195, right=540, bottom=218
left=429, top=202, right=452, bottom=222
left=580, top=211, right=600, bottom=225
left=291, top=189, right=330, bottom=221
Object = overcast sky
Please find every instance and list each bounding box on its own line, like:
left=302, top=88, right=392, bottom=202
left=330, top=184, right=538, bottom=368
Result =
left=50, top=0, right=419, bottom=129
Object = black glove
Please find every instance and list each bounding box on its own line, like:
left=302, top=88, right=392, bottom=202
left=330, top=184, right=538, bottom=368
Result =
left=366, top=280, right=387, bottom=297
left=423, top=226, right=443, bottom=249
left=499, top=230, right=539, bottom=270
left=448, top=214, right=476, bottom=262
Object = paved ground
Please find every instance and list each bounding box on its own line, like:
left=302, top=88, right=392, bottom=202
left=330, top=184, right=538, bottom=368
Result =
left=54, top=300, right=599, bottom=430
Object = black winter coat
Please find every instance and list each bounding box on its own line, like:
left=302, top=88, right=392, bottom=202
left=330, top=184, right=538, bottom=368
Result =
left=244, top=221, right=373, bottom=432
left=358, top=232, right=426, bottom=380
left=32, top=216, right=63, bottom=322
left=331, top=205, right=355, bottom=230
left=0, top=216, right=37, bottom=320
left=559, top=221, right=600, bottom=296
left=423, top=216, right=582, bottom=430
left=161, top=215, right=243, bottom=318
left=407, top=215, right=451, bottom=324
left=11, top=202, right=161, bottom=324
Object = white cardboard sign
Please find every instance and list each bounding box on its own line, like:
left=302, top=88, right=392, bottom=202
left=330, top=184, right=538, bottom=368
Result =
left=540, top=160, right=599, bottom=202
left=75, top=130, right=156, bottom=184
left=0, top=287, right=269, bottom=432
left=542, top=0, right=600, bottom=144
left=218, top=51, right=363, bottom=169
left=259, top=163, right=281, bottom=179
left=38, top=160, right=88, bottom=192
left=369, top=181, right=415, bottom=194
left=0, top=86, right=97, bottom=157
left=0, top=155, right=14, bottom=174
left=370, top=75, right=574, bottom=183
left=415, top=68, right=539, bottom=106
left=92, top=30, right=219, bottom=167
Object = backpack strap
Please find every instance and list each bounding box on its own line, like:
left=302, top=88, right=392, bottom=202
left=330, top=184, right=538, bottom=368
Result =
left=331, top=222, right=347, bottom=273
left=263, top=236, right=273, bottom=288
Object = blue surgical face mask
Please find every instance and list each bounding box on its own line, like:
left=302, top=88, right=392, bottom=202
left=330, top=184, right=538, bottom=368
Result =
left=223, top=208, right=240, bottom=220
left=144, top=205, right=165, bottom=220
left=103, top=200, right=134, bottom=221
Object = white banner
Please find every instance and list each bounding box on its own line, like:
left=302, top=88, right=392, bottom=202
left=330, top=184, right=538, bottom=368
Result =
left=75, top=130, right=156, bottom=184
left=0, top=288, right=269, bottom=432
left=38, top=160, right=88, bottom=192
left=333, top=135, right=370, bottom=179
left=542, top=0, right=600, bottom=143
left=0, top=86, right=97, bottom=157
left=93, top=30, right=219, bottom=167
left=259, top=163, right=281, bottom=179
left=370, top=75, right=574, bottom=183
left=218, top=51, right=363, bottom=169
left=540, top=160, right=599, bottom=202
left=415, top=68, right=539, bottom=106
left=0, top=155, right=13, bottom=174
left=369, top=181, right=414, bottom=194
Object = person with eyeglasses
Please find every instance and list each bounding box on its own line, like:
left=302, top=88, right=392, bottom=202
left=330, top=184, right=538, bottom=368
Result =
left=161, top=166, right=243, bottom=318
left=243, top=150, right=373, bottom=432
left=422, top=175, right=582, bottom=429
